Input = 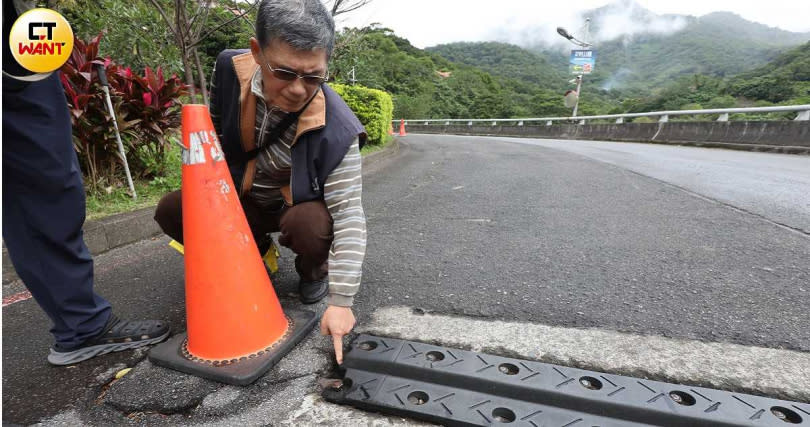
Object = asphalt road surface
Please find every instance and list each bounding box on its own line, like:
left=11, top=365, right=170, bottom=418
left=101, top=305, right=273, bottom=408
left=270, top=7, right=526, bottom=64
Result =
left=3, top=134, right=809, bottom=424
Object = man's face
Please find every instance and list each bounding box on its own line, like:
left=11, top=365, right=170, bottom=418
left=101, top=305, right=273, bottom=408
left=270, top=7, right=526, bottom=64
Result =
left=250, top=38, right=328, bottom=113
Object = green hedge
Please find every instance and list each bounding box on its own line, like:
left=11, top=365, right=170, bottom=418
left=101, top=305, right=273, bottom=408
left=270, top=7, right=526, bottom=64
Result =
left=330, top=83, right=393, bottom=146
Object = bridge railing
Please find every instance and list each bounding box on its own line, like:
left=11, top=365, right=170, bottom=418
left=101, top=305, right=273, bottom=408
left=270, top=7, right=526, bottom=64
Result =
left=394, top=104, right=810, bottom=126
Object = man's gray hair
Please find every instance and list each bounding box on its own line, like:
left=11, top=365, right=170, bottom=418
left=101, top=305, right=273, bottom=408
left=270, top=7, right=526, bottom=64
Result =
left=255, top=0, right=335, bottom=59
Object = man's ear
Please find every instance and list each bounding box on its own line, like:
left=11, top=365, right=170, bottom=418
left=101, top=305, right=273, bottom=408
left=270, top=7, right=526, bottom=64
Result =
left=250, top=37, right=262, bottom=64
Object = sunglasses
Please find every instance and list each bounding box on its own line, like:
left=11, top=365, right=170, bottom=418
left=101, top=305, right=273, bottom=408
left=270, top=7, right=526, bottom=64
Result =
left=262, top=61, right=328, bottom=87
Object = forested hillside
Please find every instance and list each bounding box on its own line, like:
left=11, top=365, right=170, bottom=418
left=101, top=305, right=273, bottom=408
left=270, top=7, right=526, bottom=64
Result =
left=63, top=0, right=809, bottom=120
left=332, top=27, right=622, bottom=119
left=334, top=22, right=808, bottom=120
left=330, top=27, right=585, bottom=119
left=573, top=11, right=810, bottom=92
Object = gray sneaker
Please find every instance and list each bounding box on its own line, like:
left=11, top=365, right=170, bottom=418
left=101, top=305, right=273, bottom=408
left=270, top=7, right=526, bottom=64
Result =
left=47, top=314, right=170, bottom=366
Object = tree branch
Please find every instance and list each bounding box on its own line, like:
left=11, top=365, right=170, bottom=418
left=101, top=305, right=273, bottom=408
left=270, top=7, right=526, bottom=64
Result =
left=331, top=0, right=373, bottom=17
left=176, top=0, right=190, bottom=48
left=331, top=0, right=342, bottom=16
left=190, top=2, right=212, bottom=42
left=187, top=1, right=205, bottom=29
left=189, top=1, right=260, bottom=48
left=147, top=0, right=181, bottom=42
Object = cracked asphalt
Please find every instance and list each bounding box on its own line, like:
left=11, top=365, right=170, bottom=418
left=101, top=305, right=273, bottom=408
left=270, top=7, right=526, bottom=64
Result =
left=3, top=134, right=809, bottom=425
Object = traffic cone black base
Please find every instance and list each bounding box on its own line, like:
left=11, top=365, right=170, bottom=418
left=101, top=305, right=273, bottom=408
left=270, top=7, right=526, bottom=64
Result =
left=150, top=309, right=317, bottom=386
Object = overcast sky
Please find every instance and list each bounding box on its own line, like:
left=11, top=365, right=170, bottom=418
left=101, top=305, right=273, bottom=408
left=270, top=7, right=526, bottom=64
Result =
left=335, top=0, right=810, bottom=48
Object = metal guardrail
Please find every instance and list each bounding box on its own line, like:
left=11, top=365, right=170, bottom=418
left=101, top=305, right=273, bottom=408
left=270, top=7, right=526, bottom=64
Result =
left=394, top=105, right=810, bottom=126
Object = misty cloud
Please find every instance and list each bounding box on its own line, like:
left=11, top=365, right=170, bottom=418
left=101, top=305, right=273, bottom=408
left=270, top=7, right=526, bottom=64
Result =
left=590, top=3, right=688, bottom=42
left=601, top=67, right=633, bottom=90
left=488, top=0, right=689, bottom=49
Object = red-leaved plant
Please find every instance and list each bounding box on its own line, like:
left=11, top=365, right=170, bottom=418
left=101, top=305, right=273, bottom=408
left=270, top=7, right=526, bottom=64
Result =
left=109, top=65, right=186, bottom=177
left=61, top=34, right=136, bottom=191
left=60, top=33, right=187, bottom=192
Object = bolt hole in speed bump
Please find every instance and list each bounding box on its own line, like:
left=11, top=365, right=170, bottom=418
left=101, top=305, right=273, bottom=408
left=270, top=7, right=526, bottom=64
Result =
left=359, top=341, right=378, bottom=351
left=579, top=376, right=603, bottom=391
left=492, top=407, right=516, bottom=423
left=324, top=334, right=809, bottom=426
left=426, top=351, right=445, bottom=362
left=408, top=391, right=430, bottom=405
left=499, top=363, right=519, bottom=376
left=670, top=390, right=696, bottom=406
left=148, top=105, right=317, bottom=385
left=772, top=407, right=804, bottom=424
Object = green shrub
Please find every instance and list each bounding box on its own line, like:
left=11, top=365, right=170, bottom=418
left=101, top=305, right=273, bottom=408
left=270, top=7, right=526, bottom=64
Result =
left=330, top=84, right=394, bottom=146
left=727, top=75, right=796, bottom=103
left=706, top=95, right=737, bottom=109
left=680, top=103, right=703, bottom=110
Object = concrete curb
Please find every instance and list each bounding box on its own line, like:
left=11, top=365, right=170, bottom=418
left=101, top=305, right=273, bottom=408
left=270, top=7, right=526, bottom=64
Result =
left=83, top=207, right=163, bottom=255
left=2, top=138, right=402, bottom=285
left=362, top=137, right=401, bottom=168
left=2, top=206, right=162, bottom=286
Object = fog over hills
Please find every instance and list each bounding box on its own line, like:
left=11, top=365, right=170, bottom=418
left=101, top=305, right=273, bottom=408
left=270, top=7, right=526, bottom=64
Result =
left=432, top=0, right=810, bottom=91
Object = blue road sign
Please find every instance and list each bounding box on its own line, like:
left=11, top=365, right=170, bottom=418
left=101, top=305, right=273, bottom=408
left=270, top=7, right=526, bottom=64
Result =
left=570, top=49, right=596, bottom=75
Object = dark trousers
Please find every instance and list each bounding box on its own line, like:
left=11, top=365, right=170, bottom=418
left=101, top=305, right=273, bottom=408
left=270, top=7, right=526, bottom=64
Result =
left=155, top=191, right=333, bottom=281
left=2, top=73, right=112, bottom=348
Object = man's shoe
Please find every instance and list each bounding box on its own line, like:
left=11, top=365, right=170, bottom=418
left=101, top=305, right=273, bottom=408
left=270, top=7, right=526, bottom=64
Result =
left=47, top=314, right=170, bottom=366
left=299, top=277, right=328, bottom=304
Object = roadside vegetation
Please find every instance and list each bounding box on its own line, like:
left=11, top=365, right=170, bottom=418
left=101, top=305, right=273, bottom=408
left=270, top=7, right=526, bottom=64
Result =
left=55, top=1, right=807, bottom=218
left=57, top=1, right=393, bottom=218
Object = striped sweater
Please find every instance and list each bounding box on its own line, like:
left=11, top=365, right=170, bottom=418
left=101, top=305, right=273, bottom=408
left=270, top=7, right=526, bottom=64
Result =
left=209, top=67, right=366, bottom=307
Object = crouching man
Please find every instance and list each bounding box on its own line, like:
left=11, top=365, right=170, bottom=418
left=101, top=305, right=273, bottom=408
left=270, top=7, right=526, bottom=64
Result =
left=155, top=0, right=366, bottom=364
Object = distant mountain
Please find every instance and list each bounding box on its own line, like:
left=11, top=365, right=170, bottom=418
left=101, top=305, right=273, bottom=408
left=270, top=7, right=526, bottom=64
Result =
left=692, top=12, right=809, bottom=46
left=331, top=27, right=590, bottom=119
left=331, top=14, right=808, bottom=120
left=435, top=1, right=810, bottom=93
left=582, top=10, right=810, bottom=91
left=583, top=1, right=809, bottom=46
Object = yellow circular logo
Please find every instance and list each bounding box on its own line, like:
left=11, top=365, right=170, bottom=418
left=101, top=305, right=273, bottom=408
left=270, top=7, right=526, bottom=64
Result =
left=9, top=8, right=74, bottom=73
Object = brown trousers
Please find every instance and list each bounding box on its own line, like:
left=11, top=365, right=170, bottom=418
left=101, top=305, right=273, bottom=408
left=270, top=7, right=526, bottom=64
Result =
left=154, top=191, right=332, bottom=281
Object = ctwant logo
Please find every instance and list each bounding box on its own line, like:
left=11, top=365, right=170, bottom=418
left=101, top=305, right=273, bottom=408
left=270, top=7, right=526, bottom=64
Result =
left=9, top=9, right=74, bottom=73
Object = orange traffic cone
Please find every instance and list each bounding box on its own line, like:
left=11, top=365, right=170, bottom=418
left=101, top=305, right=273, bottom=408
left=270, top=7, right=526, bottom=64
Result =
left=150, top=104, right=317, bottom=385
left=388, top=122, right=394, bottom=135
left=398, top=119, right=407, bottom=136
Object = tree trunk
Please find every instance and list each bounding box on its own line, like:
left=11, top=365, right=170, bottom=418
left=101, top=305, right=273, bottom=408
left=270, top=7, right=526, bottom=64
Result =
left=193, top=48, right=209, bottom=106
left=174, top=0, right=197, bottom=104
left=182, top=53, right=199, bottom=104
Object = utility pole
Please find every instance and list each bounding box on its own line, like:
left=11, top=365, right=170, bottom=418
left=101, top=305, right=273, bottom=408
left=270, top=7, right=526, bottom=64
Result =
left=557, top=18, right=594, bottom=118
left=572, top=75, right=583, bottom=117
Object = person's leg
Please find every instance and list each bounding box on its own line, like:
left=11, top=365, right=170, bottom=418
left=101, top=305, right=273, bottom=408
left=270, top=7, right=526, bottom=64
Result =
left=157, top=190, right=279, bottom=251
left=2, top=73, right=111, bottom=348
left=240, top=195, right=283, bottom=255
left=3, top=73, right=170, bottom=365
left=277, top=201, right=333, bottom=303
left=154, top=190, right=184, bottom=243
left=157, top=187, right=329, bottom=302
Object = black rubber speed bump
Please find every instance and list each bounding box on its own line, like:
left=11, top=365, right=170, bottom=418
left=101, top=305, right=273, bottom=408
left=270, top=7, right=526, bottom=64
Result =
left=323, top=334, right=809, bottom=426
